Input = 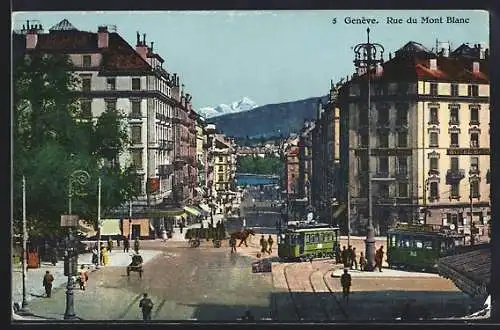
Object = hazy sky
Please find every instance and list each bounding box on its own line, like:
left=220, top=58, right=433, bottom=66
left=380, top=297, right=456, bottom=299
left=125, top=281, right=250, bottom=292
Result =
left=12, top=10, right=488, bottom=109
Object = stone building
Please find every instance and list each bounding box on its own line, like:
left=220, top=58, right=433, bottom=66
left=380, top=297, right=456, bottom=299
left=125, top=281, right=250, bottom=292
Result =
left=338, top=41, right=490, bottom=236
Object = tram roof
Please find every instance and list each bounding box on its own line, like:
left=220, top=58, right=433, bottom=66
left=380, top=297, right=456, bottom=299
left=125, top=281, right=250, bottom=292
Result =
left=286, top=222, right=339, bottom=232
left=387, top=226, right=466, bottom=238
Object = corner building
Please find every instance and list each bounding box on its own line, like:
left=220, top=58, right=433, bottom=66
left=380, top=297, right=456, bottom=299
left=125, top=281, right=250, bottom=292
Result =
left=339, top=42, right=490, bottom=236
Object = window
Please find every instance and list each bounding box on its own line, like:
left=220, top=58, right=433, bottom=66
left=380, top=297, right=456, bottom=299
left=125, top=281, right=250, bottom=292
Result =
left=429, top=108, right=439, bottom=124
left=218, top=156, right=223, bottom=163
left=430, top=182, right=439, bottom=199
left=378, top=107, right=389, bottom=125
left=131, top=126, right=141, bottom=144
left=429, top=157, right=439, bottom=174
left=398, top=83, right=409, bottom=95
left=450, top=83, right=459, bottom=96
left=398, top=183, right=408, bottom=197
left=449, top=107, right=459, bottom=124
left=450, top=157, right=459, bottom=170
left=135, top=178, right=143, bottom=195
left=470, top=157, right=479, bottom=173
left=396, top=106, right=408, bottom=126
left=359, top=112, right=368, bottom=126
left=423, top=241, right=433, bottom=250
left=105, top=100, right=116, bottom=111
left=106, top=78, right=116, bottom=90
left=430, top=83, right=438, bottom=95
left=470, top=107, right=479, bottom=124
left=82, top=55, right=91, bottom=67
left=81, top=77, right=91, bottom=92
left=131, top=101, right=141, bottom=118
left=378, top=132, right=389, bottom=147
left=468, top=85, right=478, bottom=97
left=218, top=166, right=223, bottom=172
left=390, top=235, right=396, bottom=247
left=132, top=150, right=143, bottom=169
left=470, top=133, right=479, bottom=148
left=379, top=183, right=389, bottom=197
left=397, top=131, right=407, bottom=147
left=132, top=78, right=141, bottom=90
left=359, top=133, right=368, bottom=147
left=379, top=157, right=389, bottom=174
left=414, top=240, right=423, bottom=249
left=218, top=174, right=224, bottom=181
left=450, top=183, right=460, bottom=199
left=80, top=100, right=92, bottom=119
left=450, top=133, right=459, bottom=147
left=358, top=154, right=368, bottom=173
left=429, top=132, right=439, bottom=147
left=397, top=157, right=408, bottom=175
left=470, top=180, right=480, bottom=198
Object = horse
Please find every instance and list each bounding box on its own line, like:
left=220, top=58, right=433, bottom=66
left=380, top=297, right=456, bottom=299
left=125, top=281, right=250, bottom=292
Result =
left=230, top=228, right=255, bottom=247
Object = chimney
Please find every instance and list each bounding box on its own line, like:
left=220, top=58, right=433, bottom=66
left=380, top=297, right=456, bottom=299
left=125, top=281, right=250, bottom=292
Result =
left=429, top=58, right=437, bottom=70
left=472, top=61, right=480, bottom=73
left=485, top=48, right=489, bottom=60
left=97, top=26, right=109, bottom=48
left=150, top=42, right=154, bottom=52
left=135, top=32, right=148, bottom=61
left=26, top=25, right=38, bottom=49
left=136, top=31, right=140, bottom=46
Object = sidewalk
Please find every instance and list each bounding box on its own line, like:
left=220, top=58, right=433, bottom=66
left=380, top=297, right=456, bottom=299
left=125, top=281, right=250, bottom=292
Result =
left=11, top=249, right=161, bottom=309
left=330, top=267, right=440, bottom=278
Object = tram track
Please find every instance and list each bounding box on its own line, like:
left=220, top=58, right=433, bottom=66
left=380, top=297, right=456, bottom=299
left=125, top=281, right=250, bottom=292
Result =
left=282, top=261, right=348, bottom=321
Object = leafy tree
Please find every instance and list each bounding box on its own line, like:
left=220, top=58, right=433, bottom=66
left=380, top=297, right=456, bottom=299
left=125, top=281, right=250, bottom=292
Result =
left=236, top=155, right=283, bottom=175
left=13, top=51, right=140, bottom=238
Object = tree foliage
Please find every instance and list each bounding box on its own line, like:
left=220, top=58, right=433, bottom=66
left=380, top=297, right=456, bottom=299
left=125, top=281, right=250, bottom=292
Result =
left=236, top=155, right=283, bottom=175
left=13, top=52, right=141, bottom=237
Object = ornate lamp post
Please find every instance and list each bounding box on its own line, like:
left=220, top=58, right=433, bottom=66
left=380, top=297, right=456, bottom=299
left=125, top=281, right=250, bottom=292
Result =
left=64, top=169, right=90, bottom=320
left=353, top=28, right=384, bottom=271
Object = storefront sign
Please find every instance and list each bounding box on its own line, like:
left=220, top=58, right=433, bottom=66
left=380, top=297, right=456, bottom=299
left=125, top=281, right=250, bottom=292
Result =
left=447, top=148, right=489, bottom=155
left=371, top=148, right=412, bottom=156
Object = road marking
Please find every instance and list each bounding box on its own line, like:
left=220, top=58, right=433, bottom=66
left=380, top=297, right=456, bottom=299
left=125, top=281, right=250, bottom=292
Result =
left=116, top=294, right=142, bottom=320
left=153, top=298, right=167, bottom=318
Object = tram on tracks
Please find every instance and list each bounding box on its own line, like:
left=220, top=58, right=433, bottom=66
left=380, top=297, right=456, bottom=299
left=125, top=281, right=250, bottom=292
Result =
left=278, top=221, right=340, bottom=262
left=386, top=223, right=467, bottom=272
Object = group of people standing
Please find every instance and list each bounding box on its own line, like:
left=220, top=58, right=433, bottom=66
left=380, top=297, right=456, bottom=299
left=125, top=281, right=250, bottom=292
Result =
left=259, top=235, right=274, bottom=255
left=334, top=243, right=385, bottom=272
left=90, top=236, right=141, bottom=267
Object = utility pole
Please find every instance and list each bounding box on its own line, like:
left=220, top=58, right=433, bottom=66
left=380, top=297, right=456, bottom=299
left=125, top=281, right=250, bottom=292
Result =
left=96, top=177, right=101, bottom=269
left=353, top=28, right=384, bottom=271
left=129, top=200, right=132, bottom=241
left=347, top=185, right=351, bottom=248
left=20, top=176, right=29, bottom=313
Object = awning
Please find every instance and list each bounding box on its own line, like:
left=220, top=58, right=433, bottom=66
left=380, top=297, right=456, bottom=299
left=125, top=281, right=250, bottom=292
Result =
left=199, top=203, right=211, bottom=214
left=100, top=219, right=122, bottom=236
left=183, top=206, right=201, bottom=217
left=333, top=204, right=347, bottom=219
left=145, top=208, right=185, bottom=217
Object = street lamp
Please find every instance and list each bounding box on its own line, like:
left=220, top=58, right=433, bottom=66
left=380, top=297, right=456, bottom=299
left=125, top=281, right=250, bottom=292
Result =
left=353, top=28, right=384, bottom=272
left=19, top=176, right=29, bottom=314
left=65, top=169, right=90, bottom=320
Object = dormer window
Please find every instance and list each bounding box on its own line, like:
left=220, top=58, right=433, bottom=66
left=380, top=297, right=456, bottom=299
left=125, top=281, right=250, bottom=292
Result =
left=106, top=78, right=116, bottom=91
left=82, top=55, right=91, bottom=67
left=468, top=85, right=478, bottom=97
left=450, top=83, right=458, bottom=96
left=429, top=59, right=437, bottom=70
left=132, top=78, right=141, bottom=90
left=430, top=83, right=438, bottom=96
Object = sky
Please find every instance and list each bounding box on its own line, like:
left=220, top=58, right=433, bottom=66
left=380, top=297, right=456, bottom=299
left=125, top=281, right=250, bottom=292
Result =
left=12, top=10, right=488, bottom=110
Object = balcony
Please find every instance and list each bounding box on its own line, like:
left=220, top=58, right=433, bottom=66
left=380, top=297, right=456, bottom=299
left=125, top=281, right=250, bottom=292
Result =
left=470, top=140, right=480, bottom=148
left=428, top=118, right=439, bottom=126
left=446, top=169, right=465, bottom=184
left=469, top=119, right=480, bottom=126
left=129, top=112, right=142, bottom=121
left=428, top=169, right=440, bottom=176
left=469, top=166, right=480, bottom=176
left=449, top=119, right=460, bottom=126
left=395, top=169, right=408, bottom=179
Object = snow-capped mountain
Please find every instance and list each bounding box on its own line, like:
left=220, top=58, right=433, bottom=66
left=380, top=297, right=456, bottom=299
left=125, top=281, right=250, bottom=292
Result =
left=198, top=97, right=258, bottom=118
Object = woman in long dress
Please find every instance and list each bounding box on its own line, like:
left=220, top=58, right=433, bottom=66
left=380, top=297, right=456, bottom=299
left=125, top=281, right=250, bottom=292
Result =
left=102, top=247, right=110, bottom=266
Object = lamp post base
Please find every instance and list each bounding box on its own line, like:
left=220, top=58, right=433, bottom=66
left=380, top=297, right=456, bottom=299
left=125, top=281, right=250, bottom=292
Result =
left=63, top=276, right=77, bottom=320
left=365, top=224, right=376, bottom=272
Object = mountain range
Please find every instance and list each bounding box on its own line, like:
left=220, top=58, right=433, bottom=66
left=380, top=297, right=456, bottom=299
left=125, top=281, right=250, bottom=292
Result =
left=204, top=96, right=328, bottom=139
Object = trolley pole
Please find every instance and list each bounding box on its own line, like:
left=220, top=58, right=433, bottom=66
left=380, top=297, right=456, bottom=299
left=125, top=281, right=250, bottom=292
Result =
left=129, top=200, right=132, bottom=241
left=353, top=28, right=384, bottom=271
left=20, top=176, right=29, bottom=313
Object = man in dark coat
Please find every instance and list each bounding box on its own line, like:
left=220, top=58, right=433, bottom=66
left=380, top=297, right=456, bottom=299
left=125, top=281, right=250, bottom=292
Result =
left=347, top=245, right=354, bottom=268
left=375, top=246, right=385, bottom=272
left=134, top=238, right=140, bottom=254
left=340, top=268, right=352, bottom=304
left=139, top=293, right=154, bottom=321
left=179, top=220, right=185, bottom=234
left=351, top=247, right=358, bottom=270
left=260, top=235, right=268, bottom=254
left=123, top=236, right=130, bottom=253
left=341, top=246, right=349, bottom=268
left=42, top=271, right=54, bottom=298
left=267, top=235, right=274, bottom=254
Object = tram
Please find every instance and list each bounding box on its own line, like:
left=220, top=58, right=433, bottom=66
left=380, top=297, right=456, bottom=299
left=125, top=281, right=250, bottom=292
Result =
left=386, top=223, right=467, bottom=272
left=277, top=221, right=340, bottom=261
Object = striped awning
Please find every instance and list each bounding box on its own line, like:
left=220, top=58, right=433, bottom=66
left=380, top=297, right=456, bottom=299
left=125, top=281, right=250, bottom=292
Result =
left=183, top=206, right=201, bottom=217
left=333, top=204, right=347, bottom=219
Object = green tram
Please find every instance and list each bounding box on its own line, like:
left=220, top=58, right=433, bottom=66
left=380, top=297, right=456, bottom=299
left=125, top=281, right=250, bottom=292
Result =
left=278, top=222, right=340, bottom=261
left=387, top=223, right=467, bottom=272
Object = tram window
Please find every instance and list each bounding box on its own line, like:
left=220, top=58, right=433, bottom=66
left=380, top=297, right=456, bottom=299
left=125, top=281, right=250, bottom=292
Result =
left=390, top=235, right=397, bottom=247
left=414, top=240, right=423, bottom=249
left=440, top=241, right=447, bottom=253
left=423, top=241, right=433, bottom=250
left=398, top=238, right=410, bottom=248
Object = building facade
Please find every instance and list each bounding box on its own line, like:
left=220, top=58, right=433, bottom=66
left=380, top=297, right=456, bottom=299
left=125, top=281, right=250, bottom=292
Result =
left=338, top=41, right=490, bottom=237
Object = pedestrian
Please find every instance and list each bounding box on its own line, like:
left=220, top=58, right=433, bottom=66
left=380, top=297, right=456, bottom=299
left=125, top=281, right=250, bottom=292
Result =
left=260, top=235, right=268, bottom=254
left=334, top=243, right=341, bottom=264
left=161, top=229, right=167, bottom=242
left=341, top=246, right=349, bottom=268
left=117, top=236, right=121, bottom=247
left=102, top=246, right=110, bottom=266
left=123, top=236, right=130, bottom=253
left=375, top=246, right=384, bottom=272
left=351, top=247, right=358, bottom=270
left=359, top=252, right=367, bottom=271
left=92, top=247, right=99, bottom=266
left=100, top=244, right=105, bottom=265
left=267, top=235, right=274, bottom=254
left=179, top=219, right=185, bottom=234
left=347, top=245, right=354, bottom=268
left=139, top=293, right=154, bottom=321
left=42, top=270, right=54, bottom=298
left=50, top=246, right=58, bottom=266
left=107, top=238, right=113, bottom=253
left=78, top=265, right=88, bottom=290
left=134, top=238, right=140, bottom=254
left=340, top=268, right=352, bottom=305
left=230, top=236, right=237, bottom=253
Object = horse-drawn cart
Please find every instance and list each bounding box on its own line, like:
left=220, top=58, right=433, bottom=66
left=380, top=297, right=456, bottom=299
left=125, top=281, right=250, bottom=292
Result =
left=127, top=253, right=143, bottom=278
left=185, top=227, right=227, bottom=248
